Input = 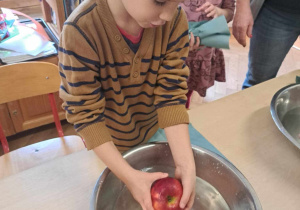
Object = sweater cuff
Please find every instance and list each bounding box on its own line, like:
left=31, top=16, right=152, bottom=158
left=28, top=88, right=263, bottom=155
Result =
left=78, top=121, right=112, bottom=150
left=156, top=104, right=189, bottom=129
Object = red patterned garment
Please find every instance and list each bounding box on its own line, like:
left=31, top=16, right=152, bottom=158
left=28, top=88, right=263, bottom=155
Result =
left=180, top=0, right=235, bottom=97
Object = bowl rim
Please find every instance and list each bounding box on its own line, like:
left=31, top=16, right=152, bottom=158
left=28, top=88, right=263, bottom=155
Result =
left=270, top=83, right=300, bottom=149
left=90, top=142, right=262, bottom=210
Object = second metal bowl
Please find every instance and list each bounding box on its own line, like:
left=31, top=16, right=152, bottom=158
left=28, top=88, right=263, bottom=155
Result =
left=271, top=83, right=300, bottom=149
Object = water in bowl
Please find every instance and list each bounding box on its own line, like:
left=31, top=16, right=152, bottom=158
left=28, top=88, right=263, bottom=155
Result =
left=282, top=107, right=300, bottom=141
left=113, top=165, right=229, bottom=210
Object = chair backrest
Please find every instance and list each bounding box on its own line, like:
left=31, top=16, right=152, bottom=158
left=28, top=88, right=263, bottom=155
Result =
left=0, top=62, right=61, bottom=104
left=0, top=62, right=63, bottom=154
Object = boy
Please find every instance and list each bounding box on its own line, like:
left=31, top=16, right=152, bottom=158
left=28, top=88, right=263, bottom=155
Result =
left=59, top=0, right=196, bottom=209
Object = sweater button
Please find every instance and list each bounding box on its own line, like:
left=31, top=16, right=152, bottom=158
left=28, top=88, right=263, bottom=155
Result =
left=123, top=48, right=130, bottom=54
left=134, top=57, right=140, bottom=64
left=133, top=71, right=139, bottom=78
left=114, top=35, right=121, bottom=41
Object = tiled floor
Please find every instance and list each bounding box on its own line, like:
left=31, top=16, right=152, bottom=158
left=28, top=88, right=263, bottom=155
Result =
left=1, top=31, right=300, bottom=155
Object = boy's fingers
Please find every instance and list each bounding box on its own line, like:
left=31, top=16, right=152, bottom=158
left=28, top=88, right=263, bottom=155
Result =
left=140, top=189, right=154, bottom=210
left=185, top=189, right=195, bottom=209
left=144, top=199, right=154, bottom=210
left=153, top=172, right=168, bottom=181
left=179, top=194, right=188, bottom=209
left=179, top=186, right=193, bottom=209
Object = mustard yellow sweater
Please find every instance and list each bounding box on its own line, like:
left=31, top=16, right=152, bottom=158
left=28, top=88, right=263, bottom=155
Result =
left=59, top=0, right=190, bottom=151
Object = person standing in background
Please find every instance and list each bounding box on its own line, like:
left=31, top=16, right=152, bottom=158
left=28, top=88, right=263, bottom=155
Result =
left=180, top=0, right=235, bottom=108
left=233, top=0, right=300, bottom=89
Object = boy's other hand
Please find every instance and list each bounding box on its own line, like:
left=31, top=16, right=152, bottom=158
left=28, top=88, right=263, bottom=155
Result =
left=189, top=32, right=202, bottom=51
left=196, top=2, right=220, bottom=18
left=175, top=165, right=196, bottom=209
left=125, top=170, right=168, bottom=210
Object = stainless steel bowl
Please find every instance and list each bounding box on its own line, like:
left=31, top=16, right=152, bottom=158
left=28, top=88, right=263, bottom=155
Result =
left=91, top=142, right=261, bottom=210
left=271, top=83, right=300, bottom=149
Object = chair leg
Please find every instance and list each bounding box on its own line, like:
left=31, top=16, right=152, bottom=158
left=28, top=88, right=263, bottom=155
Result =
left=48, top=93, right=64, bottom=137
left=0, top=123, right=9, bottom=154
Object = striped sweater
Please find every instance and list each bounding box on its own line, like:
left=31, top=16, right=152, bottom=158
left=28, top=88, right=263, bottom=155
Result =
left=59, top=0, right=190, bottom=151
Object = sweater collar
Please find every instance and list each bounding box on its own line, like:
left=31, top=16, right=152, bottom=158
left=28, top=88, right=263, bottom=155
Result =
left=98, top=0, right=155, bottom=61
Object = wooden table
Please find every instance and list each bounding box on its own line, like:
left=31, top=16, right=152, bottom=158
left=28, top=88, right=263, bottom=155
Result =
left=189, top=69, right=300, bottom=210
left=0, top=70, right=299, bottom=210
left=0, top=136, right=84, bottom=179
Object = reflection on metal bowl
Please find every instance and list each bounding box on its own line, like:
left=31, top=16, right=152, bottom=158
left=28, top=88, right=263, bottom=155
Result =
left=91, top=143, right=262, bottom=210
left=271, top=83, right=300, bottom=149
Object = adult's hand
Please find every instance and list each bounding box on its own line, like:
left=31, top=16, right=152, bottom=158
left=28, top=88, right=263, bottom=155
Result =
left=232, top=0, right=254, bottom=47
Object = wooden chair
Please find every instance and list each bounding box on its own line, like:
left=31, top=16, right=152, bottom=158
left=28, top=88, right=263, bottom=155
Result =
left=0, top=62, right=84, bottom=176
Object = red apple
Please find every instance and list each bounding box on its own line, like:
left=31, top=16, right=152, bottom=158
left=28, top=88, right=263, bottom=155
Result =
left=151, top=177, right=183, bottom=210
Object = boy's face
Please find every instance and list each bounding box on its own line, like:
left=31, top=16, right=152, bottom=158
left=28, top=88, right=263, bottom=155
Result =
left=121, top=0, right=184, bottom=28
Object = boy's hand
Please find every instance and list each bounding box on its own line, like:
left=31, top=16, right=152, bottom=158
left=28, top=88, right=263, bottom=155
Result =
left=164, top=124, right=196, bottom=210
left=125, top=170, right=168, bottom=210
left=189, top=32, right=202, bottom=51
left=175, top=165, right=196, bottom=209
left=196, top=2, right=220, bottom=18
